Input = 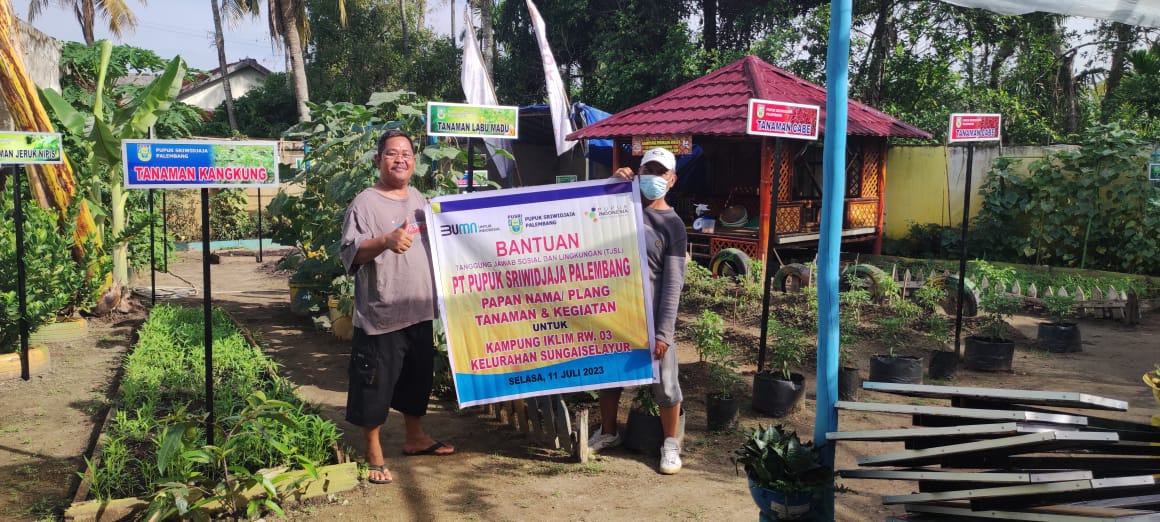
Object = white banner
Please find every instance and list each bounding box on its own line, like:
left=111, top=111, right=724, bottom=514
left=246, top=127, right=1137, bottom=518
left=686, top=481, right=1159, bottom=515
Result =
left=428, top=179, right=656, bottom=407
left=461, top=9, right=515, bottom=178
left=526, top=0, right=577, bottom=156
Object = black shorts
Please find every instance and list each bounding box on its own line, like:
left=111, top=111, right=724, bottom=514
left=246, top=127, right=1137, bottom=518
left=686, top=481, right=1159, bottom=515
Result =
left=345, top=320, right=435, bottom=427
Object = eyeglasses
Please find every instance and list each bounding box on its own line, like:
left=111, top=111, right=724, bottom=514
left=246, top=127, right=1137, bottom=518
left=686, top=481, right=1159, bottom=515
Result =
left=381, top=150, right=415, bottom=161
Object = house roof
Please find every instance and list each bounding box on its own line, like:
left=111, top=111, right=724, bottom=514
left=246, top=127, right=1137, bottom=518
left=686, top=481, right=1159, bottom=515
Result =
left=179, top=57, right=272, bottom=97
left=567, top=55, right=931, bottom=140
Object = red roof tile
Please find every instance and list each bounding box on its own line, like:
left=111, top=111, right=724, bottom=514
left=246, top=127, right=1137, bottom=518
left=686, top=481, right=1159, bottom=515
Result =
left=567, top=55, right=931, bottom=140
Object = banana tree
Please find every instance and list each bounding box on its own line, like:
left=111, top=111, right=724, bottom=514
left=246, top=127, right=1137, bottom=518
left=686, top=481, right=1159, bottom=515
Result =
left=39, top=40, right=186, bottom=296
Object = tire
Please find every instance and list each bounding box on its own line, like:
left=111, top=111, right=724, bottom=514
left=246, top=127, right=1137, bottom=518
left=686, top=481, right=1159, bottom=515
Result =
left=772, top=263, right=811, bottom=293
left=923, top=274, right=979, bottom=317
left=840, top=264, right=892, bottom=302
left=710, top=248, right=751, bottom=278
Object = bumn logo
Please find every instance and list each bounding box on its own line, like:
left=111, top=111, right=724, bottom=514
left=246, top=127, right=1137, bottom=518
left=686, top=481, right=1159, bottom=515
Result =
left=440, top=222, right=479, bottom=236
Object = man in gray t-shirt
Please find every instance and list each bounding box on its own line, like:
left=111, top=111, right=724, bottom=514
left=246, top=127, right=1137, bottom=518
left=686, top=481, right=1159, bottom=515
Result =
left=338, top=130, right=455, bottom=485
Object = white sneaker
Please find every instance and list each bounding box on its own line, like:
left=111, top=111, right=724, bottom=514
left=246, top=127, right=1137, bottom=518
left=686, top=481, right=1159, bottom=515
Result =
left=659, top=437, right=682, bottom=474
left=588, top=430, right=621, bottom=451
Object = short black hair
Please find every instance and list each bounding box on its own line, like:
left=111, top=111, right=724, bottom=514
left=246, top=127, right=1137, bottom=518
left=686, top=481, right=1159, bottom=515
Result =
left=376, top=129, right=414, bottom=155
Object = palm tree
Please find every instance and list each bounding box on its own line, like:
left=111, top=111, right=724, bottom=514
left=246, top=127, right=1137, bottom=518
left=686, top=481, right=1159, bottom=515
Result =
left=267, top=0, right=346, bottom=122
left=27, top=0, right=144, bottom=45
left=210, top=0, right=261, bottom=133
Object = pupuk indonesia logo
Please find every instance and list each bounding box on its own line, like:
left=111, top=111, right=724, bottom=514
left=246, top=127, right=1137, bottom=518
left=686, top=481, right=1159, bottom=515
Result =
left=507, top=214, right=523, bottom=234
left=137, top=144, right=152, bottom=162
left=586, top=207, right=598, bottom=222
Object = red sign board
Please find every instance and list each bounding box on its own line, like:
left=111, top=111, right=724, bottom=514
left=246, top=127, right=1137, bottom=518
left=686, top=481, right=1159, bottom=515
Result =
left=948, top=113, right=1001, bottom=142
left=746, top=99, right=820, bottom=140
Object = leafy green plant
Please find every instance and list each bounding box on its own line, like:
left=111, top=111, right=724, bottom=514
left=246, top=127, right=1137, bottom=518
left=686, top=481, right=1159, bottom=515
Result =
left=84, top=304, right=340, bottom=512
left=1043, top=294, right=1077, bottom=324
left=873, top=317, right=908, bottom=356
left=209, top=188, right=254, bottom=241
left=732, top=424, right=833, bottom=494
left=0, top=190, right=87, bottom=353
left=973, top=124, right=1160, bottom=274
left=331, top=274, right=355, bottom=316
left=146, top=391, right=321, bottom=521
left=41, top=40, right=189, bottom=294
left=632, top=386, right=661, bottom=417
left=767, top=319, right=808, bottom=380
left=691, top=310, right=739, bottom=397
left=979, top=292, right=1020, bottom=341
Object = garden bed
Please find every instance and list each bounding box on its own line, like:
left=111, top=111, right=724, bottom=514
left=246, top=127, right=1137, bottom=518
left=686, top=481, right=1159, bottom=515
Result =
left=65, top=304, right=350, bottom=521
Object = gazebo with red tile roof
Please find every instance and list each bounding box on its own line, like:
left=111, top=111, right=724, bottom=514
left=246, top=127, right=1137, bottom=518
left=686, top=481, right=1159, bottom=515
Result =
left=568, top=55, right=931, bottom=268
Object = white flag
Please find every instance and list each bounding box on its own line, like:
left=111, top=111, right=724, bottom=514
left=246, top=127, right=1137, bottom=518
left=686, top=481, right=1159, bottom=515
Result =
left=526, top=0, right=577, bottom=156
left=461, top=9, right=515, bottom=178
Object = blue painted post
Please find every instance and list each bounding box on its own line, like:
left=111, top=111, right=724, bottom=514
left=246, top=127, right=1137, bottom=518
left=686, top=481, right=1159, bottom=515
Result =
left=817, top=0, right=852, bottom=518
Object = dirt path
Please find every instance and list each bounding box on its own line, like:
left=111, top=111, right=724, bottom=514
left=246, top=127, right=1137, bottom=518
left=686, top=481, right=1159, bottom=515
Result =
left=1, top=252, right=1156, bottom=521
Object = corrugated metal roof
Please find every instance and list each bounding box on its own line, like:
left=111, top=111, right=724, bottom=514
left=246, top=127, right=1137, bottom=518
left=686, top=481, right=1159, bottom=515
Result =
left=567, top=55, right=932, bottom=140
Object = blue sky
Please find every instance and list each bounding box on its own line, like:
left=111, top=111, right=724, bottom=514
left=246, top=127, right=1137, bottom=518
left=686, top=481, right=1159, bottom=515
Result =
left=13, top=1, right=458, bottom=73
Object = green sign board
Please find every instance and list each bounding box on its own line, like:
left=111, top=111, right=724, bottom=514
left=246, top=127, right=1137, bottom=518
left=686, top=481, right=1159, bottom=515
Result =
left=1151, top=163, right=1160, bottom=182
left=427, top=102, right=519, bottom=139
left=556, top=175, right=578, bottom=183
left=0, top=132, right=63, bottom=164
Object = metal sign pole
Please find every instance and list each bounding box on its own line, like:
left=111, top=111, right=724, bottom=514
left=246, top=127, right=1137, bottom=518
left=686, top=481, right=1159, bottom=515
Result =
left=256, top=188, right=263, bottom=263
left=12, top=165, right=30, bottom=380
left=162, top=192, right=168, bottom=272
left=953, top=142, right=976, bottom=356
left=756, top=138, right=784, bottom=373
left=466, top=139, right=476, bottom=193
left=200, top=188, right=214, bottom=445
left=148, top=189, right=156, bottom=305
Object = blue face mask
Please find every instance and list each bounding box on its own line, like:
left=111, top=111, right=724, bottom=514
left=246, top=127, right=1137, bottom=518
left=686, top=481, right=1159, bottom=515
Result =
left=639, top=174, right=669, bottom=201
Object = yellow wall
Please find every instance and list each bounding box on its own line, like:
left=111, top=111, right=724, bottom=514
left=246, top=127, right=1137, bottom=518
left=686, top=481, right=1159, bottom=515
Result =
left=884, top=146, right=949, bottom=239
left=884, top=145, right=1061, bottom=240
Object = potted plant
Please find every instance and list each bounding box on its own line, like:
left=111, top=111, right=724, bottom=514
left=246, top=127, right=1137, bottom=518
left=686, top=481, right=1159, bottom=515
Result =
left=753, top=319, right=807, bottom=417
left=621, top=386, right=685, bottom=455
left=1038, top=293, right=1081, bottom=353
left=732, top=424, right=834, bottom=520
left=328, top=275, right=355, bottom=340
left=964, top=292, right=1019, bottom=371
left=914, top=282, right=957, bottom=380
left=867, top=300, right=924, bottom=384
left=691, top=310, right=741, bottom=431
left=836, top=307, right=862, bottom=401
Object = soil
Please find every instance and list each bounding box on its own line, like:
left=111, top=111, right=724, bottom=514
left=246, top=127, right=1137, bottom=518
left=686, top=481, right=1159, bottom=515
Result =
left=1, top=252, right=1157, bottom=521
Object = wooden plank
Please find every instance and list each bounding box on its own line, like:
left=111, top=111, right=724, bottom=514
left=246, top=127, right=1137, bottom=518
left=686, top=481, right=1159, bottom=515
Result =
left=971, top=476, right=1160, bottom=511
left=575, top=408, right=590, bottom=463
left=526, top=396, right=545, bottom=443
left=952, top=455, right=1160, bottom=473
left=857, top=431, right=1117, bottom=467
left=905, top=501, right=1160, bottom=521
left=1069, top=494, right=1160, bottom=509
left=840, top=469, right=1092, bottom=484
left=836, top=401, right=1088, bottom=425
left=542, top=394, right=560, bottom=449
left=828, top=422, right=1024, bottom=441
left=862, top=382, right=1128, bottom=411
left=510, top=399, right=526, bottom=431
left=553, top=395, right=572, bottom=452
left=884, top=475, right=1155, bottom=505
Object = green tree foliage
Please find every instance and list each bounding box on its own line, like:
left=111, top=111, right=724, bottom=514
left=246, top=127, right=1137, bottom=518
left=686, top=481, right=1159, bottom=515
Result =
left=973, top=123, right=1160, bottom=274
left=306, top=0, right=459, bottom=104
left=198, top=72, right=299, bottom=138
left=58, top=41, right=203, bottom=139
